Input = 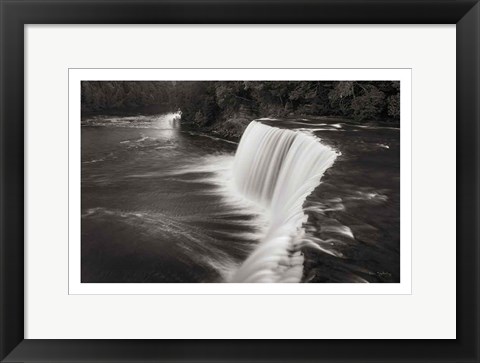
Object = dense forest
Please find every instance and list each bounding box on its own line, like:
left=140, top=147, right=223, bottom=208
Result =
left=81, top=81, right=176, bottom=112
left=82, top=81, right=400, bottom=138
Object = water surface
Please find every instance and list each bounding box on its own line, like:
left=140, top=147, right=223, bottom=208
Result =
left=81, top=113, right=399, bottom=283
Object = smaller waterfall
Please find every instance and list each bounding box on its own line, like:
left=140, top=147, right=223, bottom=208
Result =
left=229, top=121, right=338, bottom=283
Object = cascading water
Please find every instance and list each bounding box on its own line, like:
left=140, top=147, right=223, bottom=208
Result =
left=229, top=121, right=338, bottom=283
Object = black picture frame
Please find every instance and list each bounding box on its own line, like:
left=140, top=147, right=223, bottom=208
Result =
left=1, top=0, right=479, bottom=362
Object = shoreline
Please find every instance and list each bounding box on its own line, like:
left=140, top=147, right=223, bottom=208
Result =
left=81, top=107, right=400, bottom=143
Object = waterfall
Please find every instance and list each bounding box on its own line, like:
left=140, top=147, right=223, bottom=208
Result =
left=229, top=121, right=338, bottom=283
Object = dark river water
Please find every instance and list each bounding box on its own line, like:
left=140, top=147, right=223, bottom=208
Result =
left=81, top=113, right=400, bottom=283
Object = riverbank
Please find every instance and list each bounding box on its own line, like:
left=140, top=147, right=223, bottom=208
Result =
left=81, top=103, right=172, bottom=120
left=81, top=105, right=399, bottom=143
left=187, top=112, right=400, bottom=142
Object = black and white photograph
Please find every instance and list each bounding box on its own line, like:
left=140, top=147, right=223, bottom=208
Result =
left=79, top=78, right=402, bottom=284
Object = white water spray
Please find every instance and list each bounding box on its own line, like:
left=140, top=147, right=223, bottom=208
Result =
left=229, top=121, right=338, bottom=283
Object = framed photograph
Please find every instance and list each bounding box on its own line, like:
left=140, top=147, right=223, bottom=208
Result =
left=1, top=0, right=478, bottom=362
left=70, top=69, right=411, bottom=295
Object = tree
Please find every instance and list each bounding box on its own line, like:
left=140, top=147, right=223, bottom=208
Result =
left=350, top=85, right=386, bottom=122
left=81, top=80, right=400, bottom=125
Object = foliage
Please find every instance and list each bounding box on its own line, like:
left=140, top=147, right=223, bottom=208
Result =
left=387, top=93, right=400, bottom=119
left=81, top=80, right=401, bottom=124
left=81, top=81, right=176, bottom=113
left=351, top=85, right=386, bottom=121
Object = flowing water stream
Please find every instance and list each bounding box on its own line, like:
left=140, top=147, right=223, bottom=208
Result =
left=81, top=112, right=400, bottom=283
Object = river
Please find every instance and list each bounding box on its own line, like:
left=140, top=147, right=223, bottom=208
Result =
left=81, top=112, right=400, bottom=283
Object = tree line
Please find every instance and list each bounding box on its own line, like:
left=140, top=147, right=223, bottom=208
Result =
left=81, top=81, right=176, bottom=113
left=81, top=81, right=400, bottom=124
